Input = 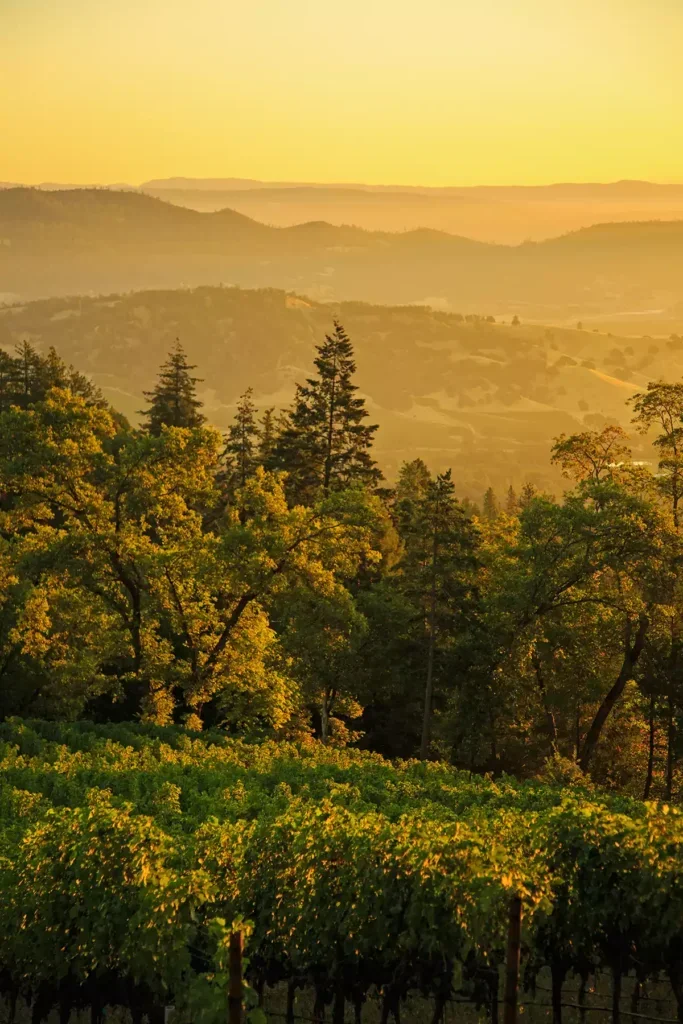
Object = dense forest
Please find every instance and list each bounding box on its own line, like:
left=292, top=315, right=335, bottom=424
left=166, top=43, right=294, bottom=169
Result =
left=2, top=325, right=683, bottom=798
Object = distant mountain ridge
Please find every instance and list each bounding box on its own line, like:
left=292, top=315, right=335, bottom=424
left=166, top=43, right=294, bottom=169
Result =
left=5, top=178, right=683, bottom=243
left=1, top=187, right=683, bottom=318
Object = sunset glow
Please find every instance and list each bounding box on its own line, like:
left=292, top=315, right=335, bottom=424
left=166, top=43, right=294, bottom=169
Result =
left=3, top=0, right=682, bottom=185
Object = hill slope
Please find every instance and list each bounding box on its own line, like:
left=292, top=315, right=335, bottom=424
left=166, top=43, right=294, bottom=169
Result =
left=1, top=284, right=675, bottom=495
left=141, top=178, right=683, bottom=244
left=2, top=188, right=683, bottom=319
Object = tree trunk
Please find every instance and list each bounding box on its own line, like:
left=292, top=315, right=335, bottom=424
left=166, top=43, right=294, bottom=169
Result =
left=323, top=349, right=338, bottom=494
left=430, top=994, right=446, bottom=1024
left=489, top=969, right=500, bottom=1024
left=579, top=613, right=649, bottom=772
left=668, top=962, right=683, bottom=1024
left=611, top=967, right=622, bottom=1024
left=420, top=525, right=439, bottom=760
left=666, top=692, right=676, bottom=801
left=577, top=972, right=587, bottom=1024
left=631, top=980, right=641, bottom=1016
left=313, top=985, right=326, bottom=1023
left=533, top=655, right=558, bottom=752
left=550, top=963, right=566, bottom=1024
left=503, top=896, right=522, bottom=1024
left=332, top=979, right=345, bottom=1024
left=320, top=689, right=335, bottom=744
left=286, top=981, right=296, bottom=1024
left=228, top=931, right=243, bottom=1024
left=644, top=692, right=656, bottom=799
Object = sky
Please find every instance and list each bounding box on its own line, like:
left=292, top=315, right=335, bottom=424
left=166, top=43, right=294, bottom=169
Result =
left=2, top=0, right=682, bottom=187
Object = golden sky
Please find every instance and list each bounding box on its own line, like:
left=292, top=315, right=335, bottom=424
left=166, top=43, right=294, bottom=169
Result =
left=2, top=0, right=682, bottom=186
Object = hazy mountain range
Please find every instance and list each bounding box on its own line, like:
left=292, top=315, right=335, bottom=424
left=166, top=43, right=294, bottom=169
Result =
left=4, top=177, right=683, bottom=244
left=1, top=284, right=675, bottom=494
left=2, top=187, right=683, bottom=321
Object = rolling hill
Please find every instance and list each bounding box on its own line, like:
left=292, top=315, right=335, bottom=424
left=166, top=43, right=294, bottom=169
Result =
left=141, top=178, right=683, bottom=245
left=0, top=284, right=675, bottom=495
left=2, top=188, right=683, bottom=320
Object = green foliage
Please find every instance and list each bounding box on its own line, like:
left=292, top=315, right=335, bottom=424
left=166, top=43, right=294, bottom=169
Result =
left=1, top=720, right=683, bottom=1018
left=142, top=341, right=206, bottom=435
left=273, top=321, right=382, bottom=501
left=0, top=389, right=379, bottom=730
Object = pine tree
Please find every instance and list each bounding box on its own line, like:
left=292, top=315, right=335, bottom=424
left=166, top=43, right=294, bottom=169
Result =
left=482, top=486, right=498, bottom=522
left=0, top=342, right=103, bottom=412
left=505, top=485, right=518, bottom=515
left=258, top=407, right=280, bottom=469
left=397, top=470, right=480, bottom=759
left=141, top=342, right=205, bottom=436
left=223, top=387, right=260, bottom=489
left=519, top=482, right=537, bottom=508
left=14, top=341, right=40, bottom=406
left=273, top=321, right=382, bottom=501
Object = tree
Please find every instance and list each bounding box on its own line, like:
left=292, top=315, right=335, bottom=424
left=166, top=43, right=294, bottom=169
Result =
left=258, top=407, right=277, bottom=467
left=551, top=425, right=631, bottom=484
left=482, top=487, right=498, bottom=522
left=141, top=342, right=205, bottom=436
left=631, top=381, right=683, bottom=529
left=0, top=388, right=380, bottom=730
left=273, top=322, right=382, bottom=502
left=505, top=485, right=518, bottom=515
left=629, top=381, right=683, bottom=796
left=519, top=482, right=537, bottom=508
left=396, top=469, right=480, bottom=759
left=223, top=388, right=260, bottom=491
left=0, top=342, right=103, bottom=413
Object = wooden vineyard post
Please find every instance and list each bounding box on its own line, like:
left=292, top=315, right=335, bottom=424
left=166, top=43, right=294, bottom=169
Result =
left=503, top=895, right=522, bottom=1024
left=229, top=930, right=244, bottom=1024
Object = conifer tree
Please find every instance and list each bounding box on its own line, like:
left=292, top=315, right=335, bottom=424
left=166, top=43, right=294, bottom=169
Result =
left=505, top=485, right=518, bottom=515
left=397, top=470, right=479, bottom=759
left=255, top=409, right=278, bottom=468
left=273, top=321, right=381, bottom=501
left=0, top=342, right=103, bottom=412
left=482, top=486, right=498, bottom=522
left=223, top=387, right=260, bottom=489
left=519, top=482, right=537, bottom=508
left=141, top=341, right=205, bottom=436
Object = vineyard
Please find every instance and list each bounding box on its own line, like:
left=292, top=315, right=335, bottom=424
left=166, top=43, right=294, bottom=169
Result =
left=1, top=720, right=683, bottom=1024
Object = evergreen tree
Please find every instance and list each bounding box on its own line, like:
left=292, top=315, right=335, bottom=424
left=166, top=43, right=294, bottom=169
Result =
left=141, top=342, right=205, bottom=436
left=223, top=388, right=260, bottom=489
left=395, top=458, right=431, bottom=506
left=505, top=485, right=518, bottom=515
left=519, top=482, right=537, bottom=508
left=258, top=407, right=277, bottom=468
left=396, top=469, right=480, bottom=759
left=273, top=322, right=382, bottom=501
left=482, top=486, right=498, bottom=522
left=0, top=342, right=103, bottom=412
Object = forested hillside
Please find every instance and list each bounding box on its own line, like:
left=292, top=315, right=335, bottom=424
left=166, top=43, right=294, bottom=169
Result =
left=2, top=188, right=683, bottom=319
left=3, top=285, right=682, bottom=493
left=1, top=331, right=683, bottom=800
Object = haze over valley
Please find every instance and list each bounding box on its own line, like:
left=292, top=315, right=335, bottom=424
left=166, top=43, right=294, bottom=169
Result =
left=3, top=282, right=680, bottom=496
left=7, top=177, right=683, bottom=244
